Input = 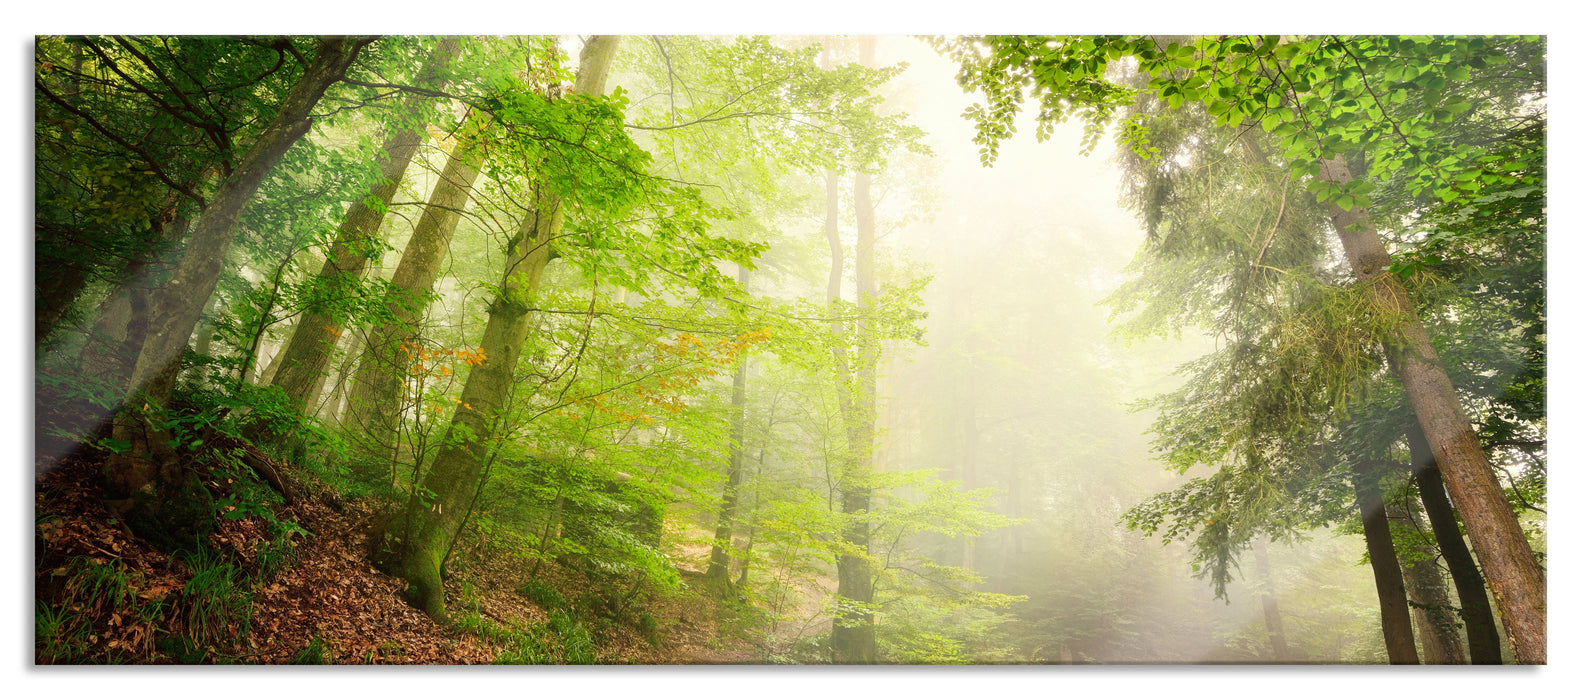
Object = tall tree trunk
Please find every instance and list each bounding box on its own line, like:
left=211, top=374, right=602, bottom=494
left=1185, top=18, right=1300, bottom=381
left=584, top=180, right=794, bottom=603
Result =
left=1251, top=535, right=1290, bottom=661
left=75, top=180, right=206, bottom=397
left=384, top=36, right=621, bottom=621
left=271, top=37, right=462, bottom=413
left=1319, top=155, right=1544, bottom=664
left=1388, top=499, right=1467, bottom=664
left=830, top=35, right=880, bottom=665
left=342, top=116, right=487, bottom=462
left=958, top=357, right=977, bottom=570
left=103, top=36, right=371, bottom=503
left=1408, top=425, right=1505, bottom=663
left=1352, top=460, right=1420, bottom=664
left=707, top=265, right=751, bottom=588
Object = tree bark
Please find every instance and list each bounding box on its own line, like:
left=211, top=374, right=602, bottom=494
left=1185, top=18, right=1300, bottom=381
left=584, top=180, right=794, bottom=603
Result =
left=1251, top=535, right=1290, bottom=661
left=315, top=327, right=362, bottom=425
left=342, top=116, right=487, bottom=461
left=1408, top=425, right=1505, bottom=663
left=384, top=36, right=621, bottom=621
left=707, top=265, right=751, bottom=588
left=1388, top=499, right=1467, bottom=664
left=1352, top=460, right=1420, bottom=664
left=104, top=36, right=372, bottom=501
left=830, top=36, right=880, bottom=665
left=271, top=37, right=462, bottom=413
left=76, top=180, right=205, bottom=396
left=1319, top=155, right=1544, bottom=664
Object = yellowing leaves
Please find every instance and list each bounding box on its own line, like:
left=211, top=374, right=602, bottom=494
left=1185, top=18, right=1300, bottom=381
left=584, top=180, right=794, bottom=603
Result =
left=393, top=342, right=490, bottom=418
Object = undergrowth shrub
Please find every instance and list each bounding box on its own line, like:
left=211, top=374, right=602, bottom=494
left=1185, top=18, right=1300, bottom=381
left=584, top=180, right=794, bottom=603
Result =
left=454, top=606, right=598, bottom=665
left=549, top=609, right=597, bottom=664
left=638, top=611, right=662, bottom=647
left=366, top=639, right=405, bottom=664
left=516, top=579, right=570, bottom=612
left=35, top=602, right=91, bottom=664
left=155, top=635, right=207, bottom=663
left=36, top=557, right=167, bottom=664
left=178, top=548, right=252, bottom=648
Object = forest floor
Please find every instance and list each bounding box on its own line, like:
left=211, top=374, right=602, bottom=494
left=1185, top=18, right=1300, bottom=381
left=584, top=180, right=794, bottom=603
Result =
left=34, top=430, right=761, bottom=665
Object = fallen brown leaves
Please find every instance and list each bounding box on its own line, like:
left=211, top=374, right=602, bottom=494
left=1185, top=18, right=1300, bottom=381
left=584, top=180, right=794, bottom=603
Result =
left=36, top=442, right=760, bottom=665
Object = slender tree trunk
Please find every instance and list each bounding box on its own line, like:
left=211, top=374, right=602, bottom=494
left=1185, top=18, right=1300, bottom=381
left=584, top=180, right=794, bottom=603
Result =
left=734, top=445, right=768, bottom=589
left=343, top=117, right=487, bottom=461
left=1319, top=155, right=1544, bottom=664
left=272, top=37, right=462, bottom=413
left=236, top=254, right=297, bottom=389
left=1252, top=535, right=1290, bottom=661
left=1388, top=499, right=1467, bottom=664
left=104, top=36, right=371, bottom=502
left=385, top=36, right=621, bottom=621
left=707, top=266, right=751, bottom=588
left=1408, top=425, right=1505, bottom=663
left=255, top=315, right=297, bottom=386
left=958, top=358, right=977, bottom=570
left=308, top=327, right=359, bottom=424
left=830, top=36, right=880, bottom=664
left=1352, top=460, right=1420, bottom=664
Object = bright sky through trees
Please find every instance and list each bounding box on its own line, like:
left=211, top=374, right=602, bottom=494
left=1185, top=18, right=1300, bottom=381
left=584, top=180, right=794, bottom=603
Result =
left=18, top=15, right=1562, bottom=698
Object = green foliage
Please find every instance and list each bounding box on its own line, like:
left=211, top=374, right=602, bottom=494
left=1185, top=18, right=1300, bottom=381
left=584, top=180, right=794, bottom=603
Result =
left=548, top=609, right=598, bottom=664
left=454, top=608, right=597, bottom=665
left=36, top=558, right=130, bottom=663
left=177, top=548, right=253, bottom=648
left=255, top=521, right=307, bottom=581
left=942, top=34, right=1546, bottom=602
left=944, top=35, right=1544, bottom=247
left=36, top=556, right=172, bottom=664
left=288, top=635, right=331, bottom=664
left=877, top=598, right=1023, bottom=664
left=35, top=602, right=93, bottom=664
left=155, top=634, right=208, bottom=664
left=637, top=612, right=662, bottom=647
left=490, top=627, right=556, bottom=665
left=516, top=579, right=570, bottom=612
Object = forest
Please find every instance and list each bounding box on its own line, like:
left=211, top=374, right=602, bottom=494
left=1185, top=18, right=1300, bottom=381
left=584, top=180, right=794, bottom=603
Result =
left=31, top=33, right=1546, bottom=670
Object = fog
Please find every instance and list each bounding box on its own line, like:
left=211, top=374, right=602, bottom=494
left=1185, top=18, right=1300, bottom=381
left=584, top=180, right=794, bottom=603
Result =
left=855, top=36, right=1392, bottom=663
left=30, top=30, right=1544, bottom=675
